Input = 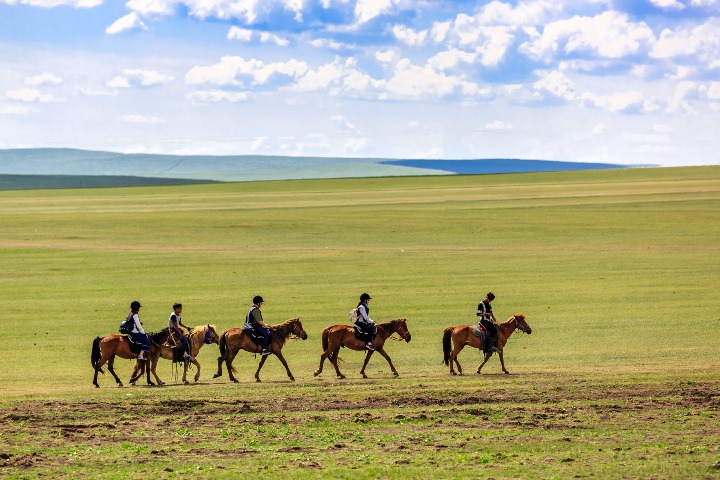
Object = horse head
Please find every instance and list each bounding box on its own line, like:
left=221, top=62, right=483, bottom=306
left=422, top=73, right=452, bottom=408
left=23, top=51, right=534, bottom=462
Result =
left=290, top=318, right=308, bottom=340
left=512, top=313, right=532, bottom=334
left=204, top=324, right=220, bottom=344
left=394, top=318, right=411, bottom=343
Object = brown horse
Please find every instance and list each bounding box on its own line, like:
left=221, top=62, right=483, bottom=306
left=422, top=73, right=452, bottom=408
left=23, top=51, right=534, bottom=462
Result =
left=90, top=328, right=171, bottom=388
left=443, top=313, right=531, bottom=375
left=314, top=318, right=411, bottom=379
left=129, top=325, right=220, bottom=385
left=214, top=318, right=308, bottom=383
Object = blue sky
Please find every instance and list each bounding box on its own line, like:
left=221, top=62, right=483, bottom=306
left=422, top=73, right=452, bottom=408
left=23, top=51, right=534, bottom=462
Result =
left=1, top=0, right=719, bottom=166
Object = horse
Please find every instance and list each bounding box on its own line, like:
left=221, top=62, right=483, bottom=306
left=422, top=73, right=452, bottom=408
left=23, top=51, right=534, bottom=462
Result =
left=442, top=313, right=532, bottom=376
left=213, top=318, right=308, bottom=383
left=129, top=324, right=220, bottom=385
left=314, top=318, right=411, bottom=379
left=90, top=328, right=171, bottom=388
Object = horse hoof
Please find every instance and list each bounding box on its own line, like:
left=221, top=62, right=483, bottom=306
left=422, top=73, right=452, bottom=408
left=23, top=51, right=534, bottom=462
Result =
left=338, top=375, right=345, bottom=380
left=213, top=373, right=221, bottom=379
left=313, top=370, right=320, bottom=377
left=290, top=377, right=295, bottom=382
left=256, top=378, right=261, bottom=383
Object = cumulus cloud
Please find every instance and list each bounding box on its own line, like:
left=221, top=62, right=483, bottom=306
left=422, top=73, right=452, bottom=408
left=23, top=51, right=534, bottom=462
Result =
left=521, top=11, right=654, bottom=61
left=106, top=12, right=147, bottom=34
left=650, top=18, right=720, bottom=64
left=533, top=70, right=577, bottom=101
left=186, top=56, right=308, bottom=87
left=24, top=72, right=63, bottom=86
left=392, top=25, right=428, bottom=47
left=6, top=88, right=57, bottom=102
left=485, top=120, right=514, bottom=130
left=649, top=0, right=686, bottom=9
left=2, top=0, right=101, bottom=7
left=355, top=0, right=393, bottom=24
left=375, top=49, right=396, bottom=64
left=583, top=91, right=651, bottom=114
left=107, top=69, right=175, bottom=88
left=228, top=26, right=253, bottom=42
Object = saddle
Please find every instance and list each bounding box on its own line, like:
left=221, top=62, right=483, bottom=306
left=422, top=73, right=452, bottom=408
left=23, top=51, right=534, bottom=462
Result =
left=242, top=324, right=272, bottom=347
left=473, top=325, right=496, bottom=355
left=124, top=335, right=142, bottom=355
left=353, top=325, right=375, bottom=343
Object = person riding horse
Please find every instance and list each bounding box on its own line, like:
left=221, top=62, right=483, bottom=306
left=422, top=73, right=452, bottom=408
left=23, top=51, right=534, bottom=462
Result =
left=125, top=301, right=150, bottom=361
left=168, top=303, right=193, bottom=361
left=477, top=292, right=499, bottom=354
left=355, top=293, right=377, bottom=351
left=244, top=295, right=271, bottom=356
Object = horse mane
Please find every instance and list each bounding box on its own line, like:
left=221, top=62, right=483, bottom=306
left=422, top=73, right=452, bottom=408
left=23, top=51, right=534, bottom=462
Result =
left=269, top=318, right=300, bottom=345
left=146, top=327, right=169, bottom=343
left=379, top=318, right=405, bottom=329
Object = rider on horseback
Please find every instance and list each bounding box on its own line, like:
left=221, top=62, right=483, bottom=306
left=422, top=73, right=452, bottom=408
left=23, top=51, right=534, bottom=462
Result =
left=245, top=296, right=272, bottom=356
left=126, top=301, right=150, bottom=361
left=169, top=303, right=193, bottom=361
left=356, top=293, right=377, bottom=351
left=477, top=292, right=499, bottom=354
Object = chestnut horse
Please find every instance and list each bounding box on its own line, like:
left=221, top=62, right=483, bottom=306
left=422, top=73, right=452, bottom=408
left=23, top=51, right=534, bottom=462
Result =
left=443, top=313, right=531, bottom=375
left=214, top=318, right=308, bottom=383
left=90, top=328, right=171, bottom=388
left=314, top=318, right=411, bottom=379
left=129, top=324, right=220, bottom=385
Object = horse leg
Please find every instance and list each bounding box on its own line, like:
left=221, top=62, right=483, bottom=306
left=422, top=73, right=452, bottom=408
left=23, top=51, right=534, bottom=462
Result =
left=129, top=359, right=143, bottom=385
left=476, top=352, right=492, bottom=374
left=359, top=350, right=375, bottom=379
left=497, top=348, right=510, bottom=374
left=150, top=356, right=164, bottom=385
left=314, top=349, right=329, bottom=377
left=227, top=349, right=240, bottom=383
left=450, top=344, right=465, bottom=376
left=374, top=347, right=399, bottom=377
left=254, top=355, right=269, bottom=383
left=107, top=357, right=123, bottom=387
left=273, top=350, right=295, bottom=382
left=93, top=353, right=111, bottom=388
left=330, top=348, right=345, bottom=379
left=192, top=358, right=201, bottom=382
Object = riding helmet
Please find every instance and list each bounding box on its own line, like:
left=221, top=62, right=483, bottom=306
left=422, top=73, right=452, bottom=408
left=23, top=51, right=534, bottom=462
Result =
left=253, top=295, right=264, bottom=304
left=360, top=293, right=372, bottom=302
left=173, top=303, right=182, bottom=309
left=130, top=300, right=142, bottom=310
left=486, top=292, right=495, bottom=300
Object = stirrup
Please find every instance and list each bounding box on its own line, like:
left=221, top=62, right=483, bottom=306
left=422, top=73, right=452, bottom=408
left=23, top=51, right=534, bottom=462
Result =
left=366, top=343, right=375, bottom=351
left=261, top=349, right=271, bottom=356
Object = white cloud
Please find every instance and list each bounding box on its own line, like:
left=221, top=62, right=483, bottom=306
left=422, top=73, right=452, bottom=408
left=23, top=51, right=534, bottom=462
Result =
left=186, top=56, right=308, bottom=87
left=126, top=0, right=175, bottom=16
left=106, top=12, right=147, bottom=35
left=521, top=11, right=654, bottom=61
left=650, top=18, right=720, bottom=64
left=649, top=0, right=686, bottom=9
left=107, top=69, right=174, bottom=88
left=476, top=0, right=557, bottom=26
left=331, top=115, right=360, bottom=133
left=428, top=49, right=476, bottom=71
left=119, top=114, right=165, bottom=124
left=375, top=49, right=396, bottom=64
left=24, top=72, right=63, bottom=86
left=485, top=120, right=513, bottom=130
left=228, top=26, right=253, bottom=42
left=583, top=91, right=649, bottom=113
left=355, top=0, right=393, bottom=24
left=188, top=90, right=250, bottom=103
left=0, top=104, right=33, bottom=115
left=533, top=70, right=576, bottom=101
left=1, top=0, right=101, bottom=7
left=77, top=87, right=118, bottom=97
left=6, top=88, right=57, bottom=102
left=344, top=137, right=368, bottom=153
left=392, top=25, right=428, bottom=47
left=259, top=32, right=290, bottom=47
left=591, top=123, right=608, bottom=135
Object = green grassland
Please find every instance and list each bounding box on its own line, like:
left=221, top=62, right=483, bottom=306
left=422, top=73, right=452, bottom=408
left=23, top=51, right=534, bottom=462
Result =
left=1, top=166, right=719, bottom=478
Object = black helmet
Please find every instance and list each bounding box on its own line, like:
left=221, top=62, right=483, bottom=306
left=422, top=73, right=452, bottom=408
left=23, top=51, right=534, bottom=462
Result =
left=486, top=292, right=495, bottom=301
left=360, top=293, right=372, bottom=302
left=130, top=300, right=142, bottom=310
left=173, top=303, right=182, bottom=309
left=253, top=295, right=264, bottom=305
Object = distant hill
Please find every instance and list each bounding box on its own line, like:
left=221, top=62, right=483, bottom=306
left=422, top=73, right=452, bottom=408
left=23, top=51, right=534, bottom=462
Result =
left=0, top=148, right=635, bottom=190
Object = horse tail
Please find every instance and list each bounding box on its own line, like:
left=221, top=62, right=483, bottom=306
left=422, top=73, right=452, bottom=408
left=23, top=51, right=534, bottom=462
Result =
left=91, top=336, right=103, bottom=373
left=219, top=331, right=227, bottom=356
left=322, top=327, right=329, bottom=353
left=442, top=326, right=454, bottom=366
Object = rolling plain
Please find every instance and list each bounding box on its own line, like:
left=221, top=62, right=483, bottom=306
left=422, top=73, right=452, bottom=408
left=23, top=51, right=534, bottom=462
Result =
left=0, top=166, right=719, bottom=478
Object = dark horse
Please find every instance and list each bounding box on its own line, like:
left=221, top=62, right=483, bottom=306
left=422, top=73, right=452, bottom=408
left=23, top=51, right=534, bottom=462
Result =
left=90, top=328, right=171, bottom=388
left=314, top=318, right=411, bottom=379
left=443, top=313, right=532, bottom=375
left=214, top=318, right=308, bottom=383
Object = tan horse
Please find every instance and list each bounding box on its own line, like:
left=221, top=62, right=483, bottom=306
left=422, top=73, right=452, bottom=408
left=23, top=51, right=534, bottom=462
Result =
left=443, top=313, right=532, bottom=375
left=90, top=328, right=171, bottom=388
left=129, top=325, right=220, bottom=385
left=314, top=318, right=411, bottom=379
left=214, top=318, right=308, bottom=383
